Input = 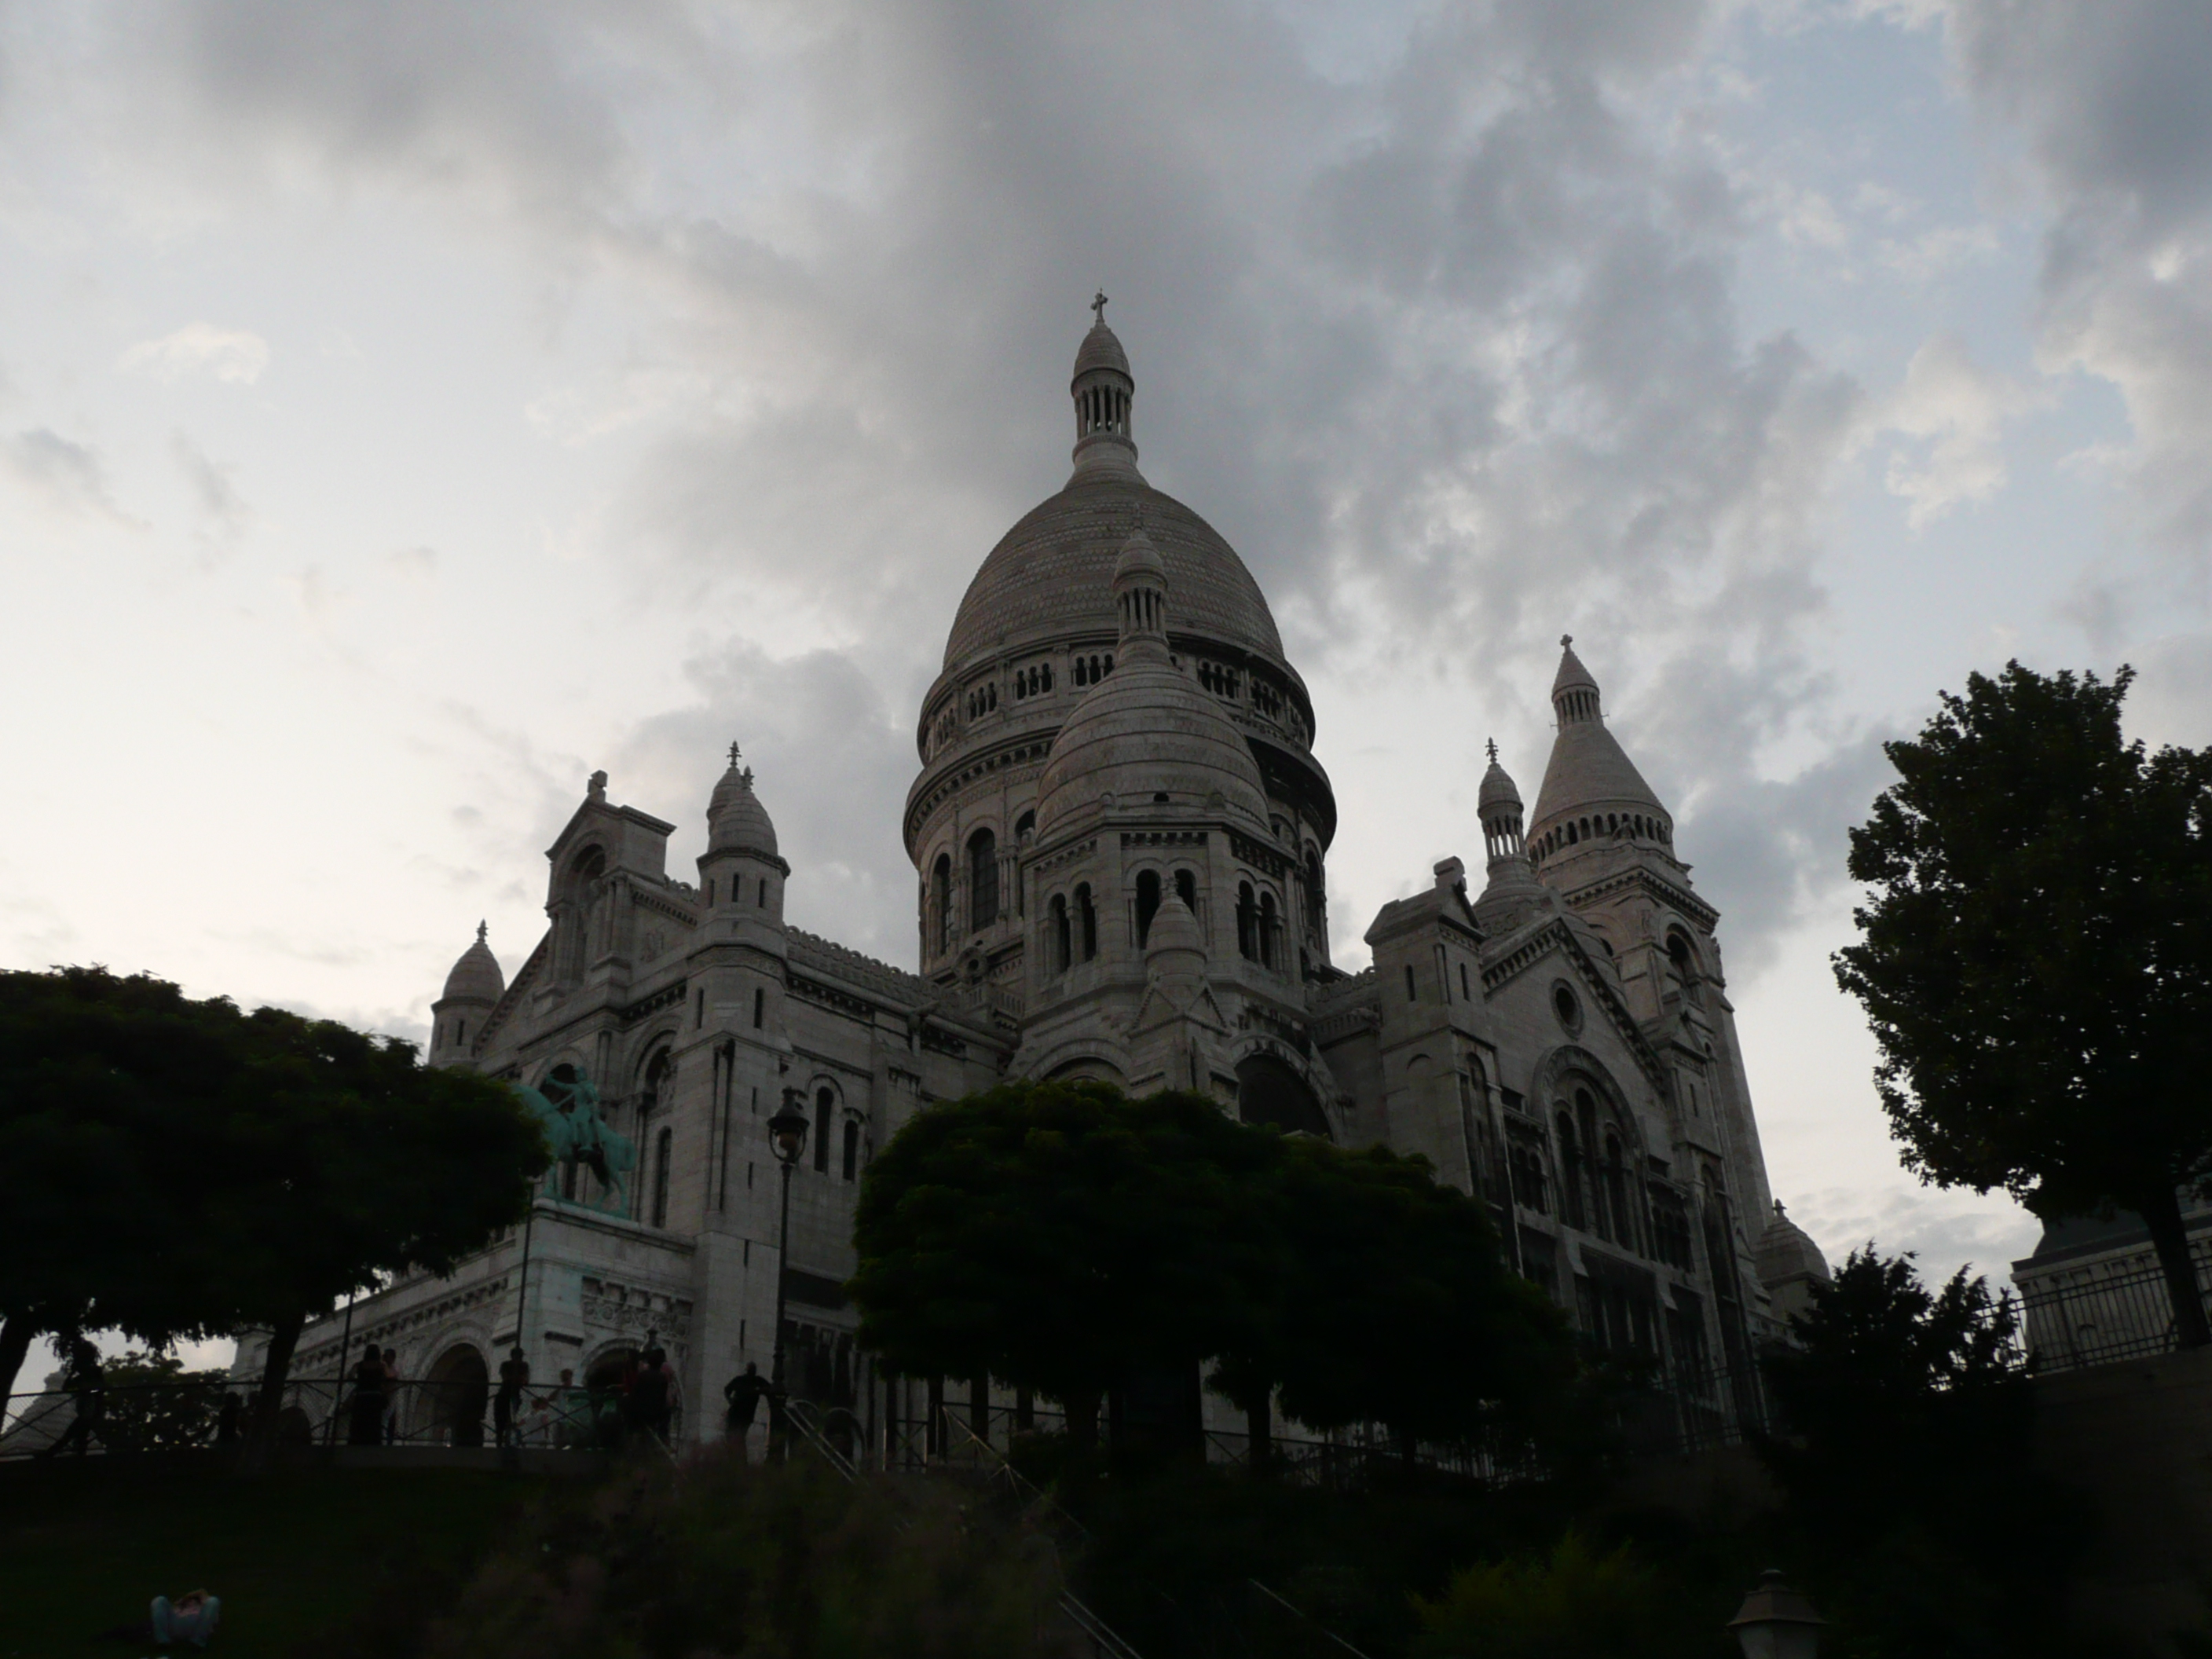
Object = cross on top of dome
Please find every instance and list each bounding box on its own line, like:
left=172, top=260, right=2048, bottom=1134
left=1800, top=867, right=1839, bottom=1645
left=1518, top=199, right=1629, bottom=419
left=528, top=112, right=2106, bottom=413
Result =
left=1091, top=288, right=1108, bottom=324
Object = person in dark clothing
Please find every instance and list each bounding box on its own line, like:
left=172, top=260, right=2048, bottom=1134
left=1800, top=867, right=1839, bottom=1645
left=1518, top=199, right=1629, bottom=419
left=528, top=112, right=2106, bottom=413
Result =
left=346, top=1339, right=386, bottom=1445
left=215, top=1393, right=242, bottom=1445
left=493, top=1346, right=529, bottom=1447
left=630, top=1345, right=673, bottom=1445
left=40, top=1339, right=104, bottom=1459
left=723, top=1362, right=767, bottom=1456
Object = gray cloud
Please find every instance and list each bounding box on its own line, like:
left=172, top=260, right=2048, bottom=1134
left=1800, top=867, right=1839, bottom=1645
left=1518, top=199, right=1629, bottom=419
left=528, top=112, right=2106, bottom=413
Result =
left=170, top=430, right=252, bottom=558
left=0, top=427, right=138, bottom=526
left=70, top=0, right=1893, bottom=974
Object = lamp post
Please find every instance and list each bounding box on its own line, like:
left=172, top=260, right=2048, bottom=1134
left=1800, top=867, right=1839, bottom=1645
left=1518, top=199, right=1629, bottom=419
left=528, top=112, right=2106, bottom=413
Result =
left=766, top=1090, right=811, bottom=1417
left=1728, top=1571, right=1826, bottom=1659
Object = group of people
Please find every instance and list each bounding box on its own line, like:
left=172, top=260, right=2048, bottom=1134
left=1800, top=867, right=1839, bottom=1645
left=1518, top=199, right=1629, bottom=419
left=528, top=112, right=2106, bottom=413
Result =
left=344, top=1342, right=408, bottom=1445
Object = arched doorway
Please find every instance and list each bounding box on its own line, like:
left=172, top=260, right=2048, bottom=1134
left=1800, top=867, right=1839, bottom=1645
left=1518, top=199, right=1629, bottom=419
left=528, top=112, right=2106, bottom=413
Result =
left=1236, top=1054, right=1330, bottom=1138
left=422, top=1344, right=489, bottom=1448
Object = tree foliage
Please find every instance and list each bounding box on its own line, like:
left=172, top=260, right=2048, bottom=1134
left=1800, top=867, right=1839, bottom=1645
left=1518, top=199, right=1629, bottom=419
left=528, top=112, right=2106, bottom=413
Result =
left=1411, top=1532, right=1708, bottom=1659
left=1761, top=1249, right=2080, bottom=1658
left=0, top=966, right=550, bottom=1419
left=1833, top=661, right=2212, bottom=1344
left=97, top=1350, right=231, bottom=1451
left=851, top=1080, right=1572, bottom=1456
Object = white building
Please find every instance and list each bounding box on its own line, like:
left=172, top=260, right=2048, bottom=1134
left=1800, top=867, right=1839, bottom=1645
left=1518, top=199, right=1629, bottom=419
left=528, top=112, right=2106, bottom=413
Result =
left=235, top=309, right=1824, bottom=1448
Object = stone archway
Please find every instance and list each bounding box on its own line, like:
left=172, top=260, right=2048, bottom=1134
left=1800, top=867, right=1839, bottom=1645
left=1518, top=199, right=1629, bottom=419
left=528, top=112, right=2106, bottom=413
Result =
left=422, top=1343, right=489, bottom=1448
left=1234, top=1051, right=1331, bottom=1139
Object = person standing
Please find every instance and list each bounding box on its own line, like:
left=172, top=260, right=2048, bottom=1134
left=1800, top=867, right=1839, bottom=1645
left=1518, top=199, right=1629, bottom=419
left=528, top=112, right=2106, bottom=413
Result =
left=346, top=1340, right=386, bottom=1445
left=40, top=1339, right=104, bottom=1459
left=723, top=1363, right=768, bottom=1461
left=629, top=1343, right=673, bottom=1446
left=493, top=1346, right=529, bottom=1447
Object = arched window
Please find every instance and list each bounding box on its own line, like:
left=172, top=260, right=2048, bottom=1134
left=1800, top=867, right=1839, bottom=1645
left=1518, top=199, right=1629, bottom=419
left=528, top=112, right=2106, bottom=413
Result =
left=760, top=877, right=770, bottom=906
left=1604, top=1133, right=1634, bottom=1255
left=651, top=1126, right=672, bottom=1228
left=1555, top=1111, right=1586, bottom=1231
left=1667, top=931, right=1702, bottom=1005
left=1236, top=882, right=1258, bottom=960
left=1304, top=848, right=1326, bottom=941
left=1049, top=895, right=1071, bottom=972
left=753, top=987, right=765, bottom=1028
left=1510, top=1141, right=1547, bottom=1214
left=1259, top=892, right=1279, bottom=969
left=1076, top=884, right=1097, bottom=961
left=813, top=1086, right=835, bottom=1174
left=1174, top=868, right=1197, bottom=915
left=1236, top=1054, right=1330, bottom=1137
left=969, top=830, right=998, bottom=932
left=1135, top=870, right=1161, bottom=948
left=841, top=1119, right=861, bottom=1182
left=932, top=855, right=953, bottom=954
left=1576, top=1089, right=1606, bottom=1240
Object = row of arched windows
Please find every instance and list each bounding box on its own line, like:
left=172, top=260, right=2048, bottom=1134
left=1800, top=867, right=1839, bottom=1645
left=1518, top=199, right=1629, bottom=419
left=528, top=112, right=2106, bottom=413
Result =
left=1532, top=811, right=1670, bottom=862
left=1071, top=653, right=1114, bottom=686
left=702, top=874, right=773, bottom=907
left=965, top=681, right=999, bottom=720
left=1196, top=661, right=1240, bottom=698
left=1046, top=885, right=1099, bottom=972
left=1012, top=663, right=1054, bottom=700
left=928, top=829, right=1004, bottom=954
left=1234, top=881, right=1281, bottom=968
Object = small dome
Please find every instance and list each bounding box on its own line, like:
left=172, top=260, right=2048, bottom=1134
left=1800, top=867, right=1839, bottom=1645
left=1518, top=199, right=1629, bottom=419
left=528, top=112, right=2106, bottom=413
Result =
left=708, top=749, right=778, bottom=857
left=441, top=922, right=505, bottom=1005
left=1035, top=555, right=1269, bottom=835
left=1756, top=1201, right=1832, bottom=1290
left=1073, top=318, right=1131, bottom=383
left=1478, top=743, right=1522, bottom=815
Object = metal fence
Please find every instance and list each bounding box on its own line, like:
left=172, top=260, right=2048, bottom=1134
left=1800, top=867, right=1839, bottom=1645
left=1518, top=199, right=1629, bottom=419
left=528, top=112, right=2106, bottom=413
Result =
left=2017, top=1258, right=2212, bottom=1374
left=0, top=1378, right=678, bottom=1459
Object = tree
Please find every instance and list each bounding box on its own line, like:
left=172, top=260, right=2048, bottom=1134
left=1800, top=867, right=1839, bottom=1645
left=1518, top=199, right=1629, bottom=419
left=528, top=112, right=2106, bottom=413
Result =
left=1834, top=662, right=2212, bottom=1346
left=1760, top=1250, right=2079, bottom=1657
left=201, top=1004, right=551, bottom=1430
left=97, top=1350, right=230, bottom=1451
left=1263, top=1139, right=1573, bottom=1459
left=850, top=1081, right=1279, bottom=1450
left=0, top=968, right=254, bottom=1397
left=0, top=967, right=549, bottom=1428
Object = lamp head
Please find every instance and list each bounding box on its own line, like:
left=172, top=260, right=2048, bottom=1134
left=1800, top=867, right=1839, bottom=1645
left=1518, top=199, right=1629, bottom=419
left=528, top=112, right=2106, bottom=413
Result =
left=1729, top=1571, right=1825, bottom=1659
left=768, top=1091, right=811, bottom=1166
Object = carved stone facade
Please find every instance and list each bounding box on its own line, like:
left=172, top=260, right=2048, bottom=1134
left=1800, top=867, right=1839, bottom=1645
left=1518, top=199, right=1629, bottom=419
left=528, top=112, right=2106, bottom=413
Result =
left=234, top=309, right=1821, bottom=1444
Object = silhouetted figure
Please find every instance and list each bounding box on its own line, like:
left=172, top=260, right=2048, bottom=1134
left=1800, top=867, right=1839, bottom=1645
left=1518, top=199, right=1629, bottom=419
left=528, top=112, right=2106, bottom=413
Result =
left=346, top=1340, right=386, bottom=1445
left=494, top=1346, right=529, bottom=1446
left=40, top=1339, right=103, bottom=1459
left=215, top=1393, right=242, bottom=1445
left=95, top=1590, right=221, bottom=1648
left=723, top=1362, right=767, bottom=1455
left=382, top=1347, right=402, bottom=1442
left=630, top=1343, right=674, bottom=1445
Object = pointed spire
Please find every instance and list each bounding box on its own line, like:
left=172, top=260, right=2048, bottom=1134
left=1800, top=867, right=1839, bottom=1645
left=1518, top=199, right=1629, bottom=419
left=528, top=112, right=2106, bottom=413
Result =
left=476, top=919, right=488, bottom=945
left=708, top=743, right=778, bottom=856
left=1551, top=635, right=1602, bottom=725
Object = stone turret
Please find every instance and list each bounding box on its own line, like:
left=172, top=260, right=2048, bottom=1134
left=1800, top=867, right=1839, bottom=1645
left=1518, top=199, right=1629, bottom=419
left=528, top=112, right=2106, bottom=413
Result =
left=695, top=745, right=792, bottom=1039
left=1474, top=742, right=1547, bottom=933
left=430, top=921, right=503, bottom=1069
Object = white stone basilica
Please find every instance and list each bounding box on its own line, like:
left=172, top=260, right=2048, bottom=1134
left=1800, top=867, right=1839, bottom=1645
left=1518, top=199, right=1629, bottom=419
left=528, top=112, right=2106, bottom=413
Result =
left=235, top=308, right=1826, bottom=1445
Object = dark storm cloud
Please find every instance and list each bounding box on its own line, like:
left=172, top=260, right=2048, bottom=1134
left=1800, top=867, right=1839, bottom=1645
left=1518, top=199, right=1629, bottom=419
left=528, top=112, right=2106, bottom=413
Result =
left=77, top=0, right=1884, bottom=971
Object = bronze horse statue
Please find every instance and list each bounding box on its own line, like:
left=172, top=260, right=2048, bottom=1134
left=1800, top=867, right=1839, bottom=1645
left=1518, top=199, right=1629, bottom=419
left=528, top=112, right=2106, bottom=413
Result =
left=514, top=1073, right=638, bottom=1217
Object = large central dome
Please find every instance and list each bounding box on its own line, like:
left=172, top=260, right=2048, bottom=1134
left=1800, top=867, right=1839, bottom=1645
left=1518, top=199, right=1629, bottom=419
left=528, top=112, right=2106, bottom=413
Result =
left=942, top=475, right=1285, bottom=671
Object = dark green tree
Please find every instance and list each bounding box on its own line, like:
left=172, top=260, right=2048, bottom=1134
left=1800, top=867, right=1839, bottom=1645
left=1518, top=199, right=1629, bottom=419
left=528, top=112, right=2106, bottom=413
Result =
left=850, top=1081, right=1280, bottom=1449
left=1265, top=1138, right=1573, bottom=1459
left=97, top=1349, right=230, bottom=1450
left=205, top=1004, right=551, bottom=1429
left=1761, top=1249, right=2078, bottom=1657
left=1834, top=662, right=2212, bottom=1346
left=0, top=967, right=549, bottom=1429
left=0, top=968, right=253, bottom=1397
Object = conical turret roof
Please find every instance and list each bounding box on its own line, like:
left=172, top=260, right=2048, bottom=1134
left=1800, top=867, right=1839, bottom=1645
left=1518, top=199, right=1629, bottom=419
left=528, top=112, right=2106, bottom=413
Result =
left=708, top=747, right=778, bottom=857
left=1529, top=638, right=1669, bottom=840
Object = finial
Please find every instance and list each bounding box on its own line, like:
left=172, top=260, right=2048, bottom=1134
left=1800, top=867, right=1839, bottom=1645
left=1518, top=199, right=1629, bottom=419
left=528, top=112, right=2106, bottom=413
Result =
left=588, top=769, right=608, bottom=803
left=1091, top=289, right=1108, bottom=324
left=741, top=766, right=754, bottom=788
left=727, top=740, right=742, bottom=768
left=1561, top=633, right=1573, bottom=650
left=476, top=919, right=488, bottom=945
left=1485, top=737, right=1499, bottom=764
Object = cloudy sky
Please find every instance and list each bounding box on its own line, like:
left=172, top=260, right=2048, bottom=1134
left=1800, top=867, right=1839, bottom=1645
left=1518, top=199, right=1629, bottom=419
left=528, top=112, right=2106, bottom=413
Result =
left=5, top=0, right=2210, bottom=1339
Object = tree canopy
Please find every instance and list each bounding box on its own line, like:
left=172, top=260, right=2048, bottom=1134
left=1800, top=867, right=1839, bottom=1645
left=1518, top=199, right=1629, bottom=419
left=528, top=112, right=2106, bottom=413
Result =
left=0, top=966, right=550, bottom=1416
left=850, top=1079, right=1571, bottom=1456
left=1833, top=661, right=2212, bottom=1345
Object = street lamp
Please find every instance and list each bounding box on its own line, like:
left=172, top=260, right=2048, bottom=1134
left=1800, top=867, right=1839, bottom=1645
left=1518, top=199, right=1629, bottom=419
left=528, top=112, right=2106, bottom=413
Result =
left=1728, top=1571, right=1826, bottom=1659
left=766, top=1090, right=811, bottom=1401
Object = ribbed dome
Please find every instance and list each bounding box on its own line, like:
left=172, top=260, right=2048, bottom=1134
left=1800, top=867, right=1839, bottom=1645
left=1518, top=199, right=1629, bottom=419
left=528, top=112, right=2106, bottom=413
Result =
left=1478, top=746, right=1522, bottom=814
left=441, top=923, right=505, bottom=1004
left=708, top=753, right=778, bottom=857
left=942, top=475, right=1284, bottom=672
left=1551, top=635, right=1599, bottom=701
left=1073, top=318, right=1130, bottom=382
left=1035, top=533, right=1269, bottom=835
left=1145, top=891, right=1206, bottom=965
left=1756, top=1202, right=1832, bottom=1289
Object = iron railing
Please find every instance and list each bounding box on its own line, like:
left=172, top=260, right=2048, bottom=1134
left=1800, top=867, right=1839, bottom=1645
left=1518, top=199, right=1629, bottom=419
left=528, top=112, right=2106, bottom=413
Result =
left=0, top=1378, right=677, bottom=1459
left=2017, top=1257, right=2212, bottom=1373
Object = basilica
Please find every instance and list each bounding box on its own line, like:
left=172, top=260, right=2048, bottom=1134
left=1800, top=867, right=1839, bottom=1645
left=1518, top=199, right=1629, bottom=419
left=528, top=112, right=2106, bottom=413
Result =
left=233, top=308, right=1827, bottom=1448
